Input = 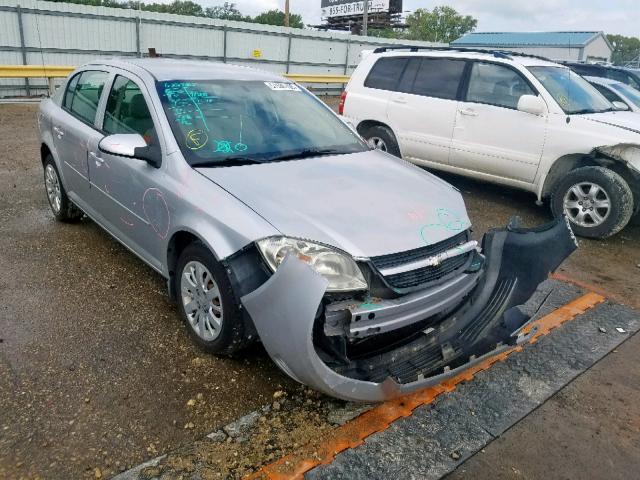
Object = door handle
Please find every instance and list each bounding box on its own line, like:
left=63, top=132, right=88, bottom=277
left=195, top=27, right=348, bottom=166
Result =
left=89, top=151, right=104, bottom=165
left=392, top=97, right=408, bottom=104
left=53, top=126, right=65, bottom=137
left=459, top=108, right=478, bottom=117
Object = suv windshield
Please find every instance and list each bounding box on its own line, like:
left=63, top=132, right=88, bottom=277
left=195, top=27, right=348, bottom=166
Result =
left=529, top=66, right=614, bottom=114
left=157, top=80, right=367, bottom=167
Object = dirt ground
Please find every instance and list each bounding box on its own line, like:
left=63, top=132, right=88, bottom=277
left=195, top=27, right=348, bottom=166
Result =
left=0, top=103, right=639, bottom=479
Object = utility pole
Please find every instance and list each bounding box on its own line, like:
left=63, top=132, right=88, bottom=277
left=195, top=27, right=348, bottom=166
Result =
left=362, top=0, right=368, bottom=36
left=284, top=0, right=290, bottom=28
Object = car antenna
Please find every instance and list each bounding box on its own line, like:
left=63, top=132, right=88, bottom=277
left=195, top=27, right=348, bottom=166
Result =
left=148, top=47, right=160, bottom=58
left=32, top=8, right=48, bottom=97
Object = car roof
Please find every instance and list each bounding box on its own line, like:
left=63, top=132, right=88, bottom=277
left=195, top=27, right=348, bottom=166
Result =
left=84, top=57, right=285, bottom=82
left=371, top=48, right=562, bottom=68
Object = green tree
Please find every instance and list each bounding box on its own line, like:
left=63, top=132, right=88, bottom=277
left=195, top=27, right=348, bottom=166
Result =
left=404, top=6, right=477, bottom=43
left=205, top=2, right=248, bottom=21
left=367, top=28, right=402, bottom=39
left=607, top=34, right=640, bottom=66
left=143, top=1, right=204, bottom=16
left=252, top=9, right=304, bottom=28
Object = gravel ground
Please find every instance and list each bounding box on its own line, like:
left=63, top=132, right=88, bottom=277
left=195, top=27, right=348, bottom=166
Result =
left=1, top=102, right=639, bottom=479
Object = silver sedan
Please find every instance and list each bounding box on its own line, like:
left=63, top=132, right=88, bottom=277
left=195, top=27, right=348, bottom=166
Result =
left=38, top=58, right=576, bottom=401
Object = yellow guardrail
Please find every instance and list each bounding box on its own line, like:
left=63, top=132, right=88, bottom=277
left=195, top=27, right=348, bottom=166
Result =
left=0, top=65, right=75, bottom=78
left=0, top=65, right=350, bottom=94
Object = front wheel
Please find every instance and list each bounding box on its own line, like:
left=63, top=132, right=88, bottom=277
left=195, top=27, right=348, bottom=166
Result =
left=551, top=166, right=633, bottom=239
left=175, top=241, right=253, bottom=356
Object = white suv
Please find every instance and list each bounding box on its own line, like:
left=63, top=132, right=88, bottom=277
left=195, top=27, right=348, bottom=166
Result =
left=341, top=47, right=640, bottom=238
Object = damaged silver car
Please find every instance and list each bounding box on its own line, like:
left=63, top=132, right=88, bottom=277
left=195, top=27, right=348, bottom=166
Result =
left=38, top=59, right=576, bottom=401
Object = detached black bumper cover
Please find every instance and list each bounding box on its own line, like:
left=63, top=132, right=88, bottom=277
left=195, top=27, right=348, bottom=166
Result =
left=241, top=218, right=577, bottom=402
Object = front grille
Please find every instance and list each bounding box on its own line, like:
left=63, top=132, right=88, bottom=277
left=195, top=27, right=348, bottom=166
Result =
left=370, top=230, right=471, bottom=290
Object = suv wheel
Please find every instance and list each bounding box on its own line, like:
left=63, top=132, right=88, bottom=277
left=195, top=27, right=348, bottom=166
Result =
left=175, top=241, right=252, bottom=356
left=362, top=125, right=401, bottom=157
left=551, top=166, right=633, bottom=239
left=43, top=155, right=83, bottom=222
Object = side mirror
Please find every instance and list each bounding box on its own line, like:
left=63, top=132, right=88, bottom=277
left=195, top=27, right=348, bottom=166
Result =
left=98, top=134, right=162, bottom=168
left=517, top=95, right=546, bottom=116
left=612, top=101, right=630, bottom=111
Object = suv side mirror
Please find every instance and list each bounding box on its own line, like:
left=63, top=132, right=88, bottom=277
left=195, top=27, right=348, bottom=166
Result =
left=612, top=101, right=630, bottom=111
left=99, top=134, right=162, bottom=168
left=517, top=95, right=546, bottom=116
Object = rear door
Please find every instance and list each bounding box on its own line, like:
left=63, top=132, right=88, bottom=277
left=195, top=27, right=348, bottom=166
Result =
left=53, top=70, right=109, bottom=201
left=449, top=61, right=547, bottom=183
left=386, top=57, right=466, bottom=165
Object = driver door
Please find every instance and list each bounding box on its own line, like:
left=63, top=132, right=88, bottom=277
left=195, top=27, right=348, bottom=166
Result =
left=89, top=73, right=165, bottom=270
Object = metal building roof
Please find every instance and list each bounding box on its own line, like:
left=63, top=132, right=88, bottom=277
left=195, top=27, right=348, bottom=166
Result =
left=451, top=31, right=605, bottom=48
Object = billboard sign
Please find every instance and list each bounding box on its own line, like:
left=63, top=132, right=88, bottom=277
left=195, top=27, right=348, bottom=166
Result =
left=321, top=0, right=391, bottom=18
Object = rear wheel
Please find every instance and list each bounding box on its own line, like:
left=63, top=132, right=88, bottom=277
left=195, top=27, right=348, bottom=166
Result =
left=43, top=155, right=83, bottom=222
left=175, top=241, right=252, bottom=356
left=362, top=125, right=401, bottom=158
left=551, top=166, right=633, bottom=238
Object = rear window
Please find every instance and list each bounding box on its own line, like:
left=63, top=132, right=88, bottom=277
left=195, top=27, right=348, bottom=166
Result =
left=411, top=58, right=466, bottom=100
left=364, top=57, right=408, bottom=91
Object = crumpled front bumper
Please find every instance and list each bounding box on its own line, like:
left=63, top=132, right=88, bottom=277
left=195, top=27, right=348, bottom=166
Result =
left=241, top=218, right=577, bottom=402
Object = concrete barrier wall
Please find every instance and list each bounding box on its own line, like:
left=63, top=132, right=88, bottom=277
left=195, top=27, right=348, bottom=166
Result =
left=0, top=0, right=443, bottom=97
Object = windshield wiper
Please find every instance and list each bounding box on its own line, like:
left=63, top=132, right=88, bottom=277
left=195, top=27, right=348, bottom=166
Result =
left=191, top=157, right=263, bottom=168
left=265, top=148, right=348, bottom=162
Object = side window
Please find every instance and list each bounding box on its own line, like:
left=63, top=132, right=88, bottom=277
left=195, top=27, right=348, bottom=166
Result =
left=364, top=57, right=408, bottom=91
left=103, top=75, right=156, bottom=142
left=592, top=84, right=622, bottom=103
left=65, top=70, right=108, bottom=124
left=397, top=58, right=421, bottom=93
left=466, top=62, right=535, bottom=109
left=411, top=58, right=466, bottom=100
left=63, top=73, right=80, bottom=110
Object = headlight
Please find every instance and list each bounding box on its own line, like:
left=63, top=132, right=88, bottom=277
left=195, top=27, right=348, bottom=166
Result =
left=256, top=237, right=367, bottom=292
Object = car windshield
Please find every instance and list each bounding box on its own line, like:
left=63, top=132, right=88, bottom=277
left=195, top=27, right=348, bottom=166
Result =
left=611, top=82, right=640, bottom=108
left=156, top=80, right=367, bottom=167
left=528, top=66, right=614, bottom=114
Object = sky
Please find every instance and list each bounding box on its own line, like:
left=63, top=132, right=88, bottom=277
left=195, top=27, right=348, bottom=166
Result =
left=198, top=0, right=640, bottom=37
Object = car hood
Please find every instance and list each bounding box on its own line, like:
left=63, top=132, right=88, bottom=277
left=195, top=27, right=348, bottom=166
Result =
left=581, top=111, right=640, bottom=135
left=197, top=151, right=470, bottom=258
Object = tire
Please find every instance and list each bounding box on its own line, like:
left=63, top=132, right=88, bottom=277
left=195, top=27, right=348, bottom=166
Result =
left=43, top=154, right=83, bottom=222
left=551, top=166, right=633, bottom=239
left=175, top=241, right=252, bottom=356
left=362, top=125, right=401, bottom=158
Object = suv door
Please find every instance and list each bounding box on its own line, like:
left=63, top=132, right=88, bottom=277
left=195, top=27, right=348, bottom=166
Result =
left=54, top=70, right=109, bottom=201
left=89, top=73, right=165, bottom=270
left=449, top=61, right=547, bottom=183
left=386, top=57, right=466, bottom=165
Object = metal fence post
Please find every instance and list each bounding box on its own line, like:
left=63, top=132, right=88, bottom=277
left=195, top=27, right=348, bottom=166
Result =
left=135, top=16, right=141, bottom=57
left=285, top=33, right=292, bottom=73
left=222, top=25, right=227, bottom=63
left=344, top=39, right=351, bottom=75
left=16, top=5, right=31, bottom=97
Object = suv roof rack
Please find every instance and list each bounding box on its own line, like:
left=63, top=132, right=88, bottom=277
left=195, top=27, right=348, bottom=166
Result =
left=371, top=46, right=552, bottom=62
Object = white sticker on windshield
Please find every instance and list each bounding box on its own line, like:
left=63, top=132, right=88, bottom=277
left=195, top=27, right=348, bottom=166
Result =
left=264, top=82, right=301, bottom=91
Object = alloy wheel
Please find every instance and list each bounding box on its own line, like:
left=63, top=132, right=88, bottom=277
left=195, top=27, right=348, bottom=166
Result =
left=367, top=136, right=388, bottom=152
left=180, top=260, right=224, bottom=341
left=563, top=181, right=611, bottom=228
left=45, top=164, right=62, bottom=214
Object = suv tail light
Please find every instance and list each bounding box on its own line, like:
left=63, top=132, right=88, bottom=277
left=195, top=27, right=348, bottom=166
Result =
left=338, top=90, right=347, bottom=115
